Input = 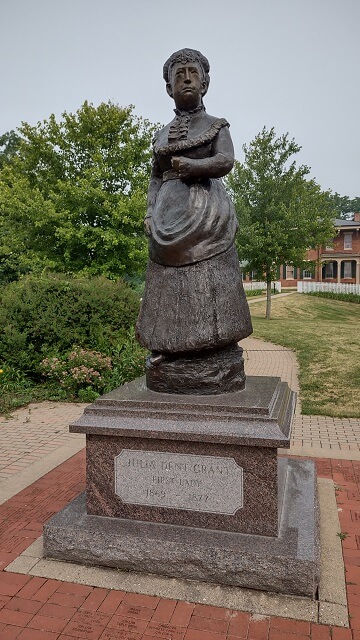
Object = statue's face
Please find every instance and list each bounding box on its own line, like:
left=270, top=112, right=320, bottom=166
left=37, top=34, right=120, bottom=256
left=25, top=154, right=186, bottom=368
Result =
left=167, top=61, right=204, bottom=110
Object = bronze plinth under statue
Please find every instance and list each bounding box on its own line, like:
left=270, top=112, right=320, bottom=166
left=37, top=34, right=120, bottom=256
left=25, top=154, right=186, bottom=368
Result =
left=135, top=48, right=252, bottom=394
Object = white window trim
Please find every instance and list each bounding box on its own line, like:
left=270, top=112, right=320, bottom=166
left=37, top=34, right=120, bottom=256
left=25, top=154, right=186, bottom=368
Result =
left=303, top=270, right=312, bottom=279
left=344, top=233, right=353, bottom=250
left=343, top=261, right=353, bottom=279
left=286, top=266, right=294, bottom=280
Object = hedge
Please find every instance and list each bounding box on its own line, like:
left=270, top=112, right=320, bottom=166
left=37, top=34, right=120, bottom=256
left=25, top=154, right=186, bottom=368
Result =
left=0, top=273, right=142, bottom=376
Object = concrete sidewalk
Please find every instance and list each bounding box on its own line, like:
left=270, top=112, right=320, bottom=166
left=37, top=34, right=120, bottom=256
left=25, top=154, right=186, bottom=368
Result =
left=0, top=403, right=86, bottom=504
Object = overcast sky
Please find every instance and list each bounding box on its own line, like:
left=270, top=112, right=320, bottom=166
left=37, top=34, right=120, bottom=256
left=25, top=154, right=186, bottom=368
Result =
left=1, top=0, right=359, bottom=197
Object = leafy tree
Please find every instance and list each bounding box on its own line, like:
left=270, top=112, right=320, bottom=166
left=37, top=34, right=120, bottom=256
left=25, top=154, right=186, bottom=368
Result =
left=329, top=193, right=360, bottom=219
left=0, top=102, right=157, bottom=283
left=226, top=127, right=336, bottom=319
left=0, top=130, right=21, bottom=167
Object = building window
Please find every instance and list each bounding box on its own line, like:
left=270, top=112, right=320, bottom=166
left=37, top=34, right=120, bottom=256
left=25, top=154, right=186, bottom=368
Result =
left=324, top=262, right=334, bottom=278
left=344, top=233, right=352, bottom=250
left=303, top=270, right=312, bottom=279
left=286, top=265, right=294, bottom=279
left=343, top=261, right=353, bottom=278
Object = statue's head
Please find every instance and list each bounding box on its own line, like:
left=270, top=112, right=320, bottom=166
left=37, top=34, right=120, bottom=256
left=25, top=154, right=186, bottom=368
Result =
left=163, top=48, right=210, bottom=102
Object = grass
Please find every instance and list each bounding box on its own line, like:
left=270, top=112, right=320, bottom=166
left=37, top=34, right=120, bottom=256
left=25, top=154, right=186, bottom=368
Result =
left=306, top=291, right=360, bottom=304
left=249, top=293, right=360, bottom=418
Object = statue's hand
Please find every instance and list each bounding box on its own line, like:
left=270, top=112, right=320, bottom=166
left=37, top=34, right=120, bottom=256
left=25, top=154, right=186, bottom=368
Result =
left=144, top=217, right=152, bottom=237
left=171, top=156, right=194, bottom=180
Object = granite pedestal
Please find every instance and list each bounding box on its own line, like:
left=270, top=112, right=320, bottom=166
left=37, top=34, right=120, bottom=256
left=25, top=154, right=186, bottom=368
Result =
left=43, top=376, right=320, bottom=598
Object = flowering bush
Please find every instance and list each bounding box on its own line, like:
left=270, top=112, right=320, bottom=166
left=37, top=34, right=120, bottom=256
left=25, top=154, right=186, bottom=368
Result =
left=40, top=348, right=112, bottom=397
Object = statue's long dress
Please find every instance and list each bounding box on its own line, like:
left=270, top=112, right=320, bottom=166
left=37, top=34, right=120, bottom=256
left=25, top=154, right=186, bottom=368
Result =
left=136, top=110, right=252, bottom=353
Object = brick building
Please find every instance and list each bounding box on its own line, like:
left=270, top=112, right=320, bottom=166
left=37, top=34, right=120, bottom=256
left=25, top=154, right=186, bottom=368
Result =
left=242, top=213, right=360, bottom=287
left=315, top=213, right=360, bottom=285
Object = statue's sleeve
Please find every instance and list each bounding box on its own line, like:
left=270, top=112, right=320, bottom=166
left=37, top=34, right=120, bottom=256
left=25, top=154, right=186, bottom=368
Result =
left=146, top=154, right=163, bottom=220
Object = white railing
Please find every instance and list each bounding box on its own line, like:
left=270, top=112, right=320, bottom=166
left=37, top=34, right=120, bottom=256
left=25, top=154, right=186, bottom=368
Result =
left=297, top=281, right=360, bottom=294
left=243, top=281, right=282, bottom=292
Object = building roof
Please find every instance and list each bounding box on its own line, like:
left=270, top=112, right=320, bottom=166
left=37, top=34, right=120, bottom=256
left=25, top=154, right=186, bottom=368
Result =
left=334, top=218, right=360, bottom=228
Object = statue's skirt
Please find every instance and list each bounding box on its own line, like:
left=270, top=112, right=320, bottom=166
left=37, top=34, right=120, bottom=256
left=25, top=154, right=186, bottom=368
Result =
left=135, top=244, right=253, bottom=354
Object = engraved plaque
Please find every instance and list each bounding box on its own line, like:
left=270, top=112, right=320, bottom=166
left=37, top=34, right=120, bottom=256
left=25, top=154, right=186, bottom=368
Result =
left=114, top=450, right=243, bottom=515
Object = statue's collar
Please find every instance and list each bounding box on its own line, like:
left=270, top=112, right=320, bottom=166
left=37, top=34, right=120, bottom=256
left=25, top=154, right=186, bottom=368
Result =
left=173, top=104, right=206, bottom=117
left=168, top=105, right=206, bottom=144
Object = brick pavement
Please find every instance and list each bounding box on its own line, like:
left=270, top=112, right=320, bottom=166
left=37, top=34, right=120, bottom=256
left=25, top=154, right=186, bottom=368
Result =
left=0, top=452, right=359, bottom=638
left=0, top=403, right=86, bottom=484
left=242, top=336, right=300, bottom=394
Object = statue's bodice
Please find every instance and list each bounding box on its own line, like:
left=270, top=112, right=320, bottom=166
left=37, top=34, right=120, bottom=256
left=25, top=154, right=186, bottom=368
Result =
left=153, top=111, right=229, bottom=173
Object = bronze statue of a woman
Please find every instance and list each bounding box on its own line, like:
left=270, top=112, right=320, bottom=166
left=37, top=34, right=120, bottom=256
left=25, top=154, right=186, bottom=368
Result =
left=136, top=48, right=252, bottom=394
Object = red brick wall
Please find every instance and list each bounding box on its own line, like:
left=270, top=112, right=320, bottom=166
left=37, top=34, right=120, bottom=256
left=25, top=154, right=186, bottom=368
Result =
left=322, top=228, right=360, bottom=255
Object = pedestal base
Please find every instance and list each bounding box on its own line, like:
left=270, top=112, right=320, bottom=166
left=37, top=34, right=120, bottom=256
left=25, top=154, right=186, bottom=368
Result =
left=146, top=344, right=246, bottom=394
left=44, top=458, right=320, bottom=598
left=68, top=375, right=295, bottom=536
left=43, top=375, right=320, bottom=598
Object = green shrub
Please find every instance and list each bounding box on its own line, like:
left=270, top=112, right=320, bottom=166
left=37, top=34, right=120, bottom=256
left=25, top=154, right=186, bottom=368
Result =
left=244, top=289, right=280, bottom=297
left=245, top=289, right=265, bottom=297
left=124, top=274, right=145, bottom=297
left=0, top=273, right=141, bottom=375
left=105, top=328, right=147, bottom=390
left=0, top=365, right=31, bottom=393
left=0, top=274, right=147, bottom=411
left=305, top=291, right=360, bottom=304
left=0, top=364, right=38, bottom=414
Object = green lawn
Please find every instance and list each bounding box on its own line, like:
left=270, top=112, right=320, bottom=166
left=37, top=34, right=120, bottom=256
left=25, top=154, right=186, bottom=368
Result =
left=249, top=294, right=360, bottom=418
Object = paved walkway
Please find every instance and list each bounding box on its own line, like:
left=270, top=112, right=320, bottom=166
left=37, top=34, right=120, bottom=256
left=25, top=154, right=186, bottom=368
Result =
left=0, top=331, right=360, bottom=638
left=0, top=403, right=86, bottom=483
left=242, top=337, right=360, bottom=459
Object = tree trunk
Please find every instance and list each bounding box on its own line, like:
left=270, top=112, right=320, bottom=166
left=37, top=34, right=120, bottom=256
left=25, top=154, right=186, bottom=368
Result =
left=266, top=278, right=272, bottom=319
